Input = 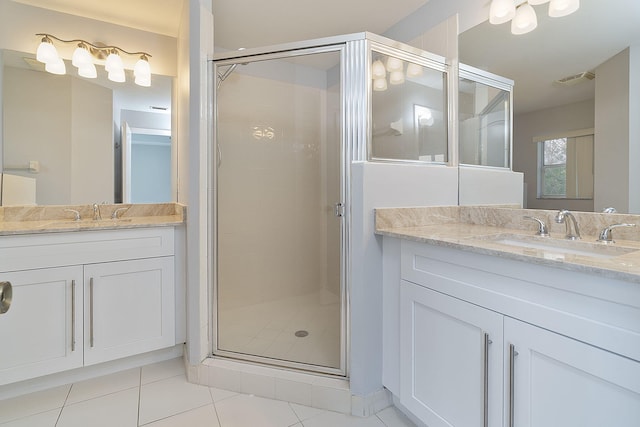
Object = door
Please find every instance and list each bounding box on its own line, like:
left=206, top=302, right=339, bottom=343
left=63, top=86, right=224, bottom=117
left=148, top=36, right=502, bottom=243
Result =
left=214, top=47, right=346, bottom=374
left=84, top=257, right=175, bottom=365
left=400, top=280, right=504, bottom=427
left=505, top=318, right=640, bottom=427
left=0, top=266, right=83, bottom=385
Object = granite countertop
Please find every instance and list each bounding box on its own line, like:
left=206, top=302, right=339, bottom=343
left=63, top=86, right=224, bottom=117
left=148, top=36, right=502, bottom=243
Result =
left=375, top=206, right=640, bottom=283
left=0, top=203, right=185, bottom=236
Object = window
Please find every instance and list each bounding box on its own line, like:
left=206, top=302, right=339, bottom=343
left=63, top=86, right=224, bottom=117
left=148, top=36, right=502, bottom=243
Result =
left=537, top=131, right=594, bottom=199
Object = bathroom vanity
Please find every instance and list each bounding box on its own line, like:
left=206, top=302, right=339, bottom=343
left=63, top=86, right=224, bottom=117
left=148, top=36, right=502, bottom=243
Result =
left=0, top=204, right=184, bottom=387
left=377, top=206, right=640, bottom=427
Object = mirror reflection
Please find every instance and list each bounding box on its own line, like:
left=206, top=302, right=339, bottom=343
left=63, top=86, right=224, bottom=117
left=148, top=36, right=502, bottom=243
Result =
left=460, top=0, right=640, bottom=213
left=1, top=49, right=172, bottom=206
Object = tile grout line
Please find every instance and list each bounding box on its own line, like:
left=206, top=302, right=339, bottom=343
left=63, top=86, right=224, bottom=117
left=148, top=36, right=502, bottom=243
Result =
left=53, top=384, right=73, bottom=427
left=136, top=367, right=142, bottom=427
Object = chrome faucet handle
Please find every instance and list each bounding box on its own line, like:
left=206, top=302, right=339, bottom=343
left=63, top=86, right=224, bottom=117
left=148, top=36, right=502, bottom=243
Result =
left=597, top=223, right=636, bottom=244
left=64, top=209, right=81, bottom=221
left=111, top=207, right=129, bottom=219
left=523, top=216, right=549, bottom=236
left=602, top=207, right=618, bottom=213
left=92, top=203, right=102, bottom=221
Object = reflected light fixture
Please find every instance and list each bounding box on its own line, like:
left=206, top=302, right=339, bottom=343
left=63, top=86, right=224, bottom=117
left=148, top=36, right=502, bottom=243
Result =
left=373, top=78, right=387, bottom=91
left=371, top=60, right=386, bottom=79
left=489, top=0, right=516, bottom=24
left=389, top=70, right=405, bottom=85
left=35, top=33, right=152, bottom=86
left=548, top=0, right=580, bottom=17
left=489, top=0, right=579, bottom=35
left=406, top=62, right=423, bottom=78
left=511, top=2, right=538, bottom=35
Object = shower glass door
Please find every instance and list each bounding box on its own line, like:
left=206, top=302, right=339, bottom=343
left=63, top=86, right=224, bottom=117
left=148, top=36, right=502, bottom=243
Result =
left=214, top=47, right=345, bottom=374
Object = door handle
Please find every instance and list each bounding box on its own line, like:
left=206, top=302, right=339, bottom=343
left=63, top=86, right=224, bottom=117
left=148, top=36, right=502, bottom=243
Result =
left=0, top=281, right=12, bottom=314
left=509, top=343, right=518, bottom=427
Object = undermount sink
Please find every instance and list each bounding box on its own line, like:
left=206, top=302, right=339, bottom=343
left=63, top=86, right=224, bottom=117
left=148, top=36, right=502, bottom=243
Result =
left=474, top=234, right=638, bottom=259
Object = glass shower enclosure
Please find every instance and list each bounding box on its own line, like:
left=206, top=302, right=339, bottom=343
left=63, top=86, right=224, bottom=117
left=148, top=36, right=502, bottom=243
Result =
left=212, top=33, right=449, bottom=376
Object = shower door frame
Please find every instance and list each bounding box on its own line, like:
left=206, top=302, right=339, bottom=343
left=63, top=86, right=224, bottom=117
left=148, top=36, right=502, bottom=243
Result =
left=210, top=40, right=353, bottom=377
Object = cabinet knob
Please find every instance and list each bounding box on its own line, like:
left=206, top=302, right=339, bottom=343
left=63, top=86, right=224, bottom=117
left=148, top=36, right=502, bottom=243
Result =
left=0, top=281, right=12, bottom=314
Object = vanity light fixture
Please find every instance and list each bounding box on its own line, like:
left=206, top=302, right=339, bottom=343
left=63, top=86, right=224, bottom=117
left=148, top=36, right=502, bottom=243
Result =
left=35, top=33, right=152, bottom=87
left=489, top=0, right=516, bottom=24
left=489, top=0, right=579, bottom=35
left=511, top=2, right=538, bottom=35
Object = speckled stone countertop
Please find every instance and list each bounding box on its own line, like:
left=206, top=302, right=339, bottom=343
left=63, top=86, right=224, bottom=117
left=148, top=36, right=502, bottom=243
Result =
left=0, top=203, right=185, bottom=235
left=375, top=206, right=640, bottom=283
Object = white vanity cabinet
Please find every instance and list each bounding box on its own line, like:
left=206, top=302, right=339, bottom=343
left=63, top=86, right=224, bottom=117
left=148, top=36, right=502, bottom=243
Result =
left=384, top=238, right=640, bottom=427
left=0, top=267, right=84, bottom=385
left=83, top=257, right=175, bottom=365
left=400, top=281, right=503, bottom=427
left=0, top=228, right=176, bottom=386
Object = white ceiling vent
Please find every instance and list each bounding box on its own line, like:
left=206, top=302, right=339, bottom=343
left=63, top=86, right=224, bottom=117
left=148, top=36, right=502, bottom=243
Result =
left=554, top=71, right=595, bottom=86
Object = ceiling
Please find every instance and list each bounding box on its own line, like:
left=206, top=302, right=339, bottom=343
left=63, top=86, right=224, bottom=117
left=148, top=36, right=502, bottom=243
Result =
left=459, top=0, right=640, bottom=114
left=12, top=0, right=640, bottom=115
left=12, top=0, right=431, bottom=48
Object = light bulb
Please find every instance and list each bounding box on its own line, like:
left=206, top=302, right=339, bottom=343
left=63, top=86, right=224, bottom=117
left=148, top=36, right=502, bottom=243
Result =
left=72, top=44, right=92, bottom=68
left=78, top=63, right=97, bottom=79
left=489, top=0, right=516, bottom=25
left=407, top=62, right=423, bottom=78
left=511, top=3, right=538, bottom=35
left=135, top=75, right=151, bottom=87
left=389, top=70, right=405, bottom=85
left=36, top=37, right=59, bottom=64
left=373, top=78, right=387, bottom=91
left=549, top=0, right=579, bottom=17
left=105, top=51, right=124, bottom=73
left=45, top=57, right=66, bottom=75
left=386, top=57, right=403, bottom=72
left=371, top=60, right=386, bottom=79
left=108, top=69, right=126, bottom=83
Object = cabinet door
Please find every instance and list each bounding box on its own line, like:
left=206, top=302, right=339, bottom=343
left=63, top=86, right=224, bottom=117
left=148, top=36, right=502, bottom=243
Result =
left=505, top=318, right=640, bottom=427
left=84, top=257, right=175, bottom=365
left=400, top=280, right=503, bottom=427
left=0, top=266, right=83, bottom=385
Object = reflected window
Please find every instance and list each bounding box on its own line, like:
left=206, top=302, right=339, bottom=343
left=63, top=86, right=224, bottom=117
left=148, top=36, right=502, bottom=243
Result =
left=537, top=131, right=594, bottom=199
left=370, top=52, right=447, bottom=163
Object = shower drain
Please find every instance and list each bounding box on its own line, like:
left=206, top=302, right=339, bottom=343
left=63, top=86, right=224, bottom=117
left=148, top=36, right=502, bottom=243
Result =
left=294, top=330, right=309, bottom=338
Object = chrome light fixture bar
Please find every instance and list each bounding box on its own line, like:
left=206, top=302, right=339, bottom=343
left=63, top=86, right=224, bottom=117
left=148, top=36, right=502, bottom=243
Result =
left=35, top=33, right=152, bottom=87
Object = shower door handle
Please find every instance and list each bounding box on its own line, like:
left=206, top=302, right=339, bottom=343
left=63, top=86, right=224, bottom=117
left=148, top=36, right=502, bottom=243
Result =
left=334, top=203, right=345, bottom=218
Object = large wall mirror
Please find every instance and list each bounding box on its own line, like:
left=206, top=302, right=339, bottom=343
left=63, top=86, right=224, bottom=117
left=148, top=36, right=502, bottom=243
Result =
left=0, top=0, right=178, bottom=206
left=460, top=0, right=640, bottom=213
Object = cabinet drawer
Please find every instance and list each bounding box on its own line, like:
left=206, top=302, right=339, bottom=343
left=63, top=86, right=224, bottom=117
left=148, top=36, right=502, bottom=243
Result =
left=0, top=228, right=174, bottom=272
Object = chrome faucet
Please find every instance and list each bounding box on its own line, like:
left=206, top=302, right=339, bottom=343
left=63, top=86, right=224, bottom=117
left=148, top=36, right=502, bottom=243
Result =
left=92, top=203, right=102, bottom=221
left=64, top=209, right=81, bottom=221
left=555, top=209, right=581, bottom=240
left=598, top=223, right=636, bottom=244
left=523, top=216, right=549, bottom=236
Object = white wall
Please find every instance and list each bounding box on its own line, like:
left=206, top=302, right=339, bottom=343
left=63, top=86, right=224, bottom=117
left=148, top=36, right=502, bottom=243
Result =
left=594, top=50, right=628, bottom=212
left=180, top=0, right=214, bottom=365
left=3, top=67, right=113, bottom=205
left=514, top=99, right=594, bottom=211
left=349, top=162, right=458, bottom=395
left=595, top=47, right=640, bottom=213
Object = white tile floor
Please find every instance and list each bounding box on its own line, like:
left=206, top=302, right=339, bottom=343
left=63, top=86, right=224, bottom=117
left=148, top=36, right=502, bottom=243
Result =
left=0, top=358, right=417, bottom=427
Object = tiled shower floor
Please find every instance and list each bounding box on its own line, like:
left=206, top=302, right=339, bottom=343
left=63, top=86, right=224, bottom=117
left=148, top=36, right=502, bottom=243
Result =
left=218, top=291, right=342, bottom=368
